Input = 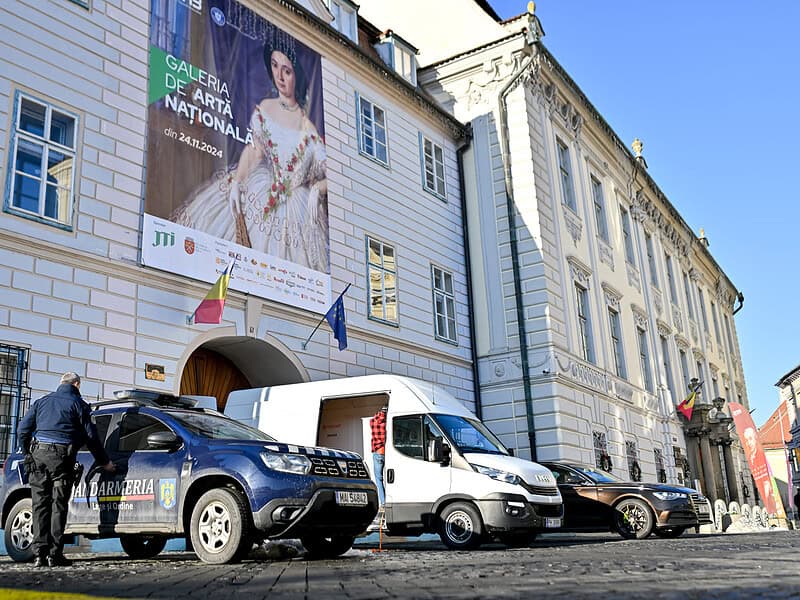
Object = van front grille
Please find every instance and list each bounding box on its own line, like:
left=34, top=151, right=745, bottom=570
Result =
left=521, top=481, right=561, bottom=496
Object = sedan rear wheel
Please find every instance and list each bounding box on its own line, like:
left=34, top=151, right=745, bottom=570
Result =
left=613, top=498, right=654, bottom=539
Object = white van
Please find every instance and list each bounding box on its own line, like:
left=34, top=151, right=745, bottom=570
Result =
left=225, top=375, right=562, bottom=549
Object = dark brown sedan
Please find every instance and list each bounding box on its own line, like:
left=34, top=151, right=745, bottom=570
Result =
left=541, top=461, right=712, bottom=539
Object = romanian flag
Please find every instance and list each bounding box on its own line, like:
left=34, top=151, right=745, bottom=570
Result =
left=677, top=390, right=696, bottom=421
left=191, top=262, right=234, bottom=324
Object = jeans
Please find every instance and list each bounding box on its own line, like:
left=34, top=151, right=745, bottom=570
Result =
left=29, top=443, right=75, bottom=558
left=372, top=452, right=385, bottom=507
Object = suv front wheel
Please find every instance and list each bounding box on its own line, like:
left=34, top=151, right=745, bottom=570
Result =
left=190, top=488, right=252, bottom=564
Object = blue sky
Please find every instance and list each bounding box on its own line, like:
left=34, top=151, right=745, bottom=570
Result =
left=490, top=1, right=799, bottom=426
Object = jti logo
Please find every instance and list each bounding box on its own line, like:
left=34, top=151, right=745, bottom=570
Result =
left=153, top=231, right=175, bottom=247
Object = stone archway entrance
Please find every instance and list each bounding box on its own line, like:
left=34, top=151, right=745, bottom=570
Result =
left=179, top=335, right=308, bottom=411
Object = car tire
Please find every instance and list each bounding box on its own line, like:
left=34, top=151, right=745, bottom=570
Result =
left=120, top=534, right=168, bottom=559
left=190, top=487, right=252, bottom=564
left=497, top=532, right=537, bottom=548
left=613, top=498, right=654, bottom=539
left=4, top=498, right=35, bottom=562
left=300, top=534, right=356, bottom=559
left=438, top=502, right=484, bottom=550
left=653, top=526, right=686, bottom=539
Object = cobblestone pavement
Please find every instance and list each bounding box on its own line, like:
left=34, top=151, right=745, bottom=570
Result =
left=2, top=531, right=799, bottom=599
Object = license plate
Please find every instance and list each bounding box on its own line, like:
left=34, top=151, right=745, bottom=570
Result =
left=545, top=517, right=562, bottom=528
left=335, top=490, right=368, bottom=506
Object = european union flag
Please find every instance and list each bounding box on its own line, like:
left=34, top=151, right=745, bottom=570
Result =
left=325, top=288, right=348, bottom=351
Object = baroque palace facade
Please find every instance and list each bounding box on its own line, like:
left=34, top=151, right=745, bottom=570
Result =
left=0, top=0, right=751, bottom=505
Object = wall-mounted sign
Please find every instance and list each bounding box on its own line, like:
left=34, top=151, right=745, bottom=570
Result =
left=143, top=0, right=330, bottom=314
left=145, top=364, right=166, bottom=382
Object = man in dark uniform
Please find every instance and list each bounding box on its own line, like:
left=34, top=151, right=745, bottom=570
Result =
left=18, top=372, right=115, bottom=567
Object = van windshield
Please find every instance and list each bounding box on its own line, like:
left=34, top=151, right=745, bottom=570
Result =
left=432, top=414, right=508, bottom=455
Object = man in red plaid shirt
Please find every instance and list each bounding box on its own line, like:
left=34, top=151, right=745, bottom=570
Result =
left=370, top=406, right=387, bottom=507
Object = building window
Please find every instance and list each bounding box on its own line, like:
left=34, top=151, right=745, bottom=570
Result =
left=420, top=135, right=446, bottom=198
left=711, top=301, right=722, bottom=346
left=660, top=335, right=677, bottom=403
left=712, top=376, right=720, bottom=400
left=575, top=283, right=595, bottom=363
left=591, top=176, right=608, bottom=241
left=698, top=288, right=709, bottom=333
left=723, top=314, right=735, bottom=355
left=375, top=32, right=418, bottom=86
left=356, top=93, right=388, bottom=165
left=654, top=448, right=666, bottom=483
left=696, top=361, right=707, bottom=389
left=593, top=431, right=610, bottom=470
left=68, top=0, right=90, bottom=8
left=556, top=138, right=576, bottom=211
left=679, top=349, right=691, bottom=393
left=665, top=253, right=678, bottom=304
left=0, top=344, right=31, bottom=461
left=5, top=92, right=78, bottom=229
left=626, top=440, right=641, bottom=481
left=431, top=265, right=457, bottom=343
left=620, top=206, right=635, bottom=265
left=683, top=272, right=695, bottom=320
left=637, top=327, right=653, bottom=393
left=367, top=237, right=397, bottom=324
left=608, top=307, right=626, bottom=379
left=326, top=0, right=358, bottom=42
left=645, top=233, right=658, bottom=288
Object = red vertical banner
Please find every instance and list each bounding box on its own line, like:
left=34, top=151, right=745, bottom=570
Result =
left=729, top=402, right=787, bottom=519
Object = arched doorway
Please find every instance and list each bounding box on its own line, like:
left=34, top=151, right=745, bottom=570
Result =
left=179, top=335, right=308, bottom=411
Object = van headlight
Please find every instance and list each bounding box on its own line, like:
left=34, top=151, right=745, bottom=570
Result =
left=471, top=464, right=520, bottom=485
left=652, top=491, right=687, bottom=501
left=260, top=452, right=311, bottom=475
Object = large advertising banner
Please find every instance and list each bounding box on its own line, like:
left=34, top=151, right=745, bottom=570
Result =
left=143, top=0, right=330, bottom=313
left=729, top=402, right=787, bottom=518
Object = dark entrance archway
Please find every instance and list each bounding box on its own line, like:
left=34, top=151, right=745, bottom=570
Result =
left=179, top=335, right=308, bottom=411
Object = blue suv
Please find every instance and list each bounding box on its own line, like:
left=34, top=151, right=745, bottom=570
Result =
left=2, top=390, right=378, bottom=564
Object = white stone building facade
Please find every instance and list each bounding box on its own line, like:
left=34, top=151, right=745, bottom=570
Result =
left=0, top=0, right=475, bottom=457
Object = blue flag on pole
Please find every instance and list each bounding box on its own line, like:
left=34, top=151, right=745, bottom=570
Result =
left=325, top=286, right=349, bottom=350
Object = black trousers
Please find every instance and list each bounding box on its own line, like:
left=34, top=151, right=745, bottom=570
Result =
left=29, top=444, right=75, bottom=558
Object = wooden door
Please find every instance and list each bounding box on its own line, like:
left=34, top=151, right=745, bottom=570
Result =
left=180, top=348, right=249, bottom=412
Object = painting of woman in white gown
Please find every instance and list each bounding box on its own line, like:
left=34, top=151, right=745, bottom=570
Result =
left=171, top=27, right=329, bottom=274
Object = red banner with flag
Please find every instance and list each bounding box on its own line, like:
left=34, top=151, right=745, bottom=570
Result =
left=729, top=402, right=786, bottom=519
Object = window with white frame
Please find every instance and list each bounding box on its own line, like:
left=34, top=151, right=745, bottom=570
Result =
left=431, top=266, right=457, bottom=343
left=326, top=0, right=358, bottom=42
left=654, top=448, right=666, bottom=483
left=626, top=440, right=641, bottom=481
left=591, top=176, right=608, bottom=241
left=367, top=237, right=397, bottom=324
left=723, top=314, right=735, bottom=355
left=679, top=348, right=691, bottom=393
left=375, top=33, right=417, bottom=86
left=356, top=93, right=388, bottom=165
left=637, top=326, right=653, bottom=393
left=665, top=253, right=678, bottom=304
left=683, top=272, right=695, bottom=320
left=711, top=300, right=722, bottom=345
left=575, top=283, right=595, bottom=363
left=645, top=232, right=659, bottom=288
left=660, top=335, right=677, bottom=402
left=608, top=307, right=626, bottom=379
left=420, top=135, right=446, bottom=198
left=712, top=375, right=720, bottom=399
left=5, top=93, right=78, bottom=228
left=620, top=206, right=635, bottom=265
left=593, top=431, right=609, bottom=470
left=698, top=288, right=710, bottom=333
left=696, top=360, right=706, bottom=389
left=556, top=138, right=576, bottom=211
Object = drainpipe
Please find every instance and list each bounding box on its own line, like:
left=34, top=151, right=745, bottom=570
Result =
left=497, top=13, right=541, bottom=460
left=456, top=125, right=483, bottom=420
left=732, top=292, right=744, bottom=315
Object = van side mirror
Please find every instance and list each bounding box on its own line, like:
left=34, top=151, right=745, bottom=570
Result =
left=428, top=438, right=451, bottom=466
left=147, top=431, right=181, bottom=451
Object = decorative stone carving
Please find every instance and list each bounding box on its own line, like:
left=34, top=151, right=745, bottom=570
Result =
left=602, top=282, right=622, bottom=310
left=464, top=53, right=524, bottom=110
left=675, top=334, right=690, bottom=351
left=671, top=304, right=683, bottom=330
left=563, top=209, right=583, bottom=246
left=633, top=194, right=690, bottom=258
left=626, top=263, right=641, bottom=291
left=567, top=256, right=591, bottom=288
left=689, top=320, right=699, bottom=344
left=651, top=287, right=664, bottom=316
left=656, top=320, right=672, bottom=338
left=709, top=363, right=719, bottom=376
left=631, top=304, right=648, bottom=329
left=692, top=349, right=705, bottom=363
left=598, top=239, right=615, bottom=270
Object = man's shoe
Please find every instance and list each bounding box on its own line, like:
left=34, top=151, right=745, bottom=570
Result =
left=32, top=556, right=47, bottom=567
left=47, top=555, right=72, bottom=567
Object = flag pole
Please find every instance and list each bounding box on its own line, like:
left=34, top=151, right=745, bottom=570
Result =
left=301, top=283, right=351, bottom=350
